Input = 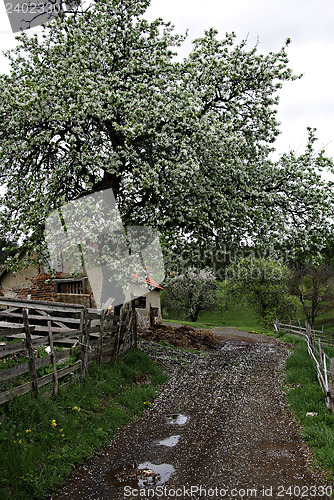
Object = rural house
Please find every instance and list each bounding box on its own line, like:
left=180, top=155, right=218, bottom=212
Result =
left=0, top=255, right=163, bottom=326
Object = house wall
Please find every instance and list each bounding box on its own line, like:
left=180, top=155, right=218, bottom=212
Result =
left=124, top=285, right=162, bottom=327
left=145, top=289, right=161, bottom=314
left=0, top=265, right=62, bottom=301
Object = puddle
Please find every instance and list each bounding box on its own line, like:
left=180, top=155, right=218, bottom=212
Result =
left=220, top=343, right=245, bottom=351
left=105, top=462, right=175, bottom=488
left=165, top=413, right=188, bottom=425
left=158, top=435, right=180, bottom=447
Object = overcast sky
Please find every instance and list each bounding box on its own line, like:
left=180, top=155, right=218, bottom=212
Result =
left=0, top=0, right=333, bottom=159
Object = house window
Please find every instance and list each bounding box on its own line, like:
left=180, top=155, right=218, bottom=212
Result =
left=134, top=296, right=146, bottom=308
left=54, top=278, right=86, bottom=295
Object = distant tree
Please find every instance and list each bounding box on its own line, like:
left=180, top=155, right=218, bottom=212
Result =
left=165, top=267, right=218, bottom=322
left=226, top=257, right=298, bottom=326
left=289, top=263, right=334, bottom=328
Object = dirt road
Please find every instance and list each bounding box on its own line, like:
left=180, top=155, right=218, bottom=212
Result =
left=51, top=328, right=332, bottom=500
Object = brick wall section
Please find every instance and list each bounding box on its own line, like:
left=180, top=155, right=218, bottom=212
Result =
left=1, top=271, right=98, bottom=309
left=13, top=273, right=63, bottom=301
left=9, top=273, right=96, bottom=307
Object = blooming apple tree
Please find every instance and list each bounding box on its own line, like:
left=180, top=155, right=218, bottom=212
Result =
left=164, top=267, right=218, bottom=322
left=0, top=0, right=333, bottom=267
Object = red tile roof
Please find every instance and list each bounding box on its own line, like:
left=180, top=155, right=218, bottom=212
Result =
left=130, top=273, right=164, bottom=290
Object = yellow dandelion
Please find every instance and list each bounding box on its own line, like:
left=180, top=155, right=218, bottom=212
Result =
left=26, top=428, right=32, bottom=434
left=51, top=419, right=57, bottom=428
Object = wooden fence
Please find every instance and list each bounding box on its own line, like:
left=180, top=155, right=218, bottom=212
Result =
left=274, top=320, right=333, bottom=408
left=0, top=297, right=137, bottom=405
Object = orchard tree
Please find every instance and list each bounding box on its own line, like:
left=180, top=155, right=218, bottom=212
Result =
left=226, top=257, right=298, bottom=326
left=0, top=0, right=333, bottom=267
left=165, top=267, right=218, bottom=322
left=290, top=263, right=334, bottom=328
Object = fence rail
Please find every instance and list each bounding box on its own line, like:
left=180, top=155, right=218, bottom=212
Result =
left=0, top=297, right=137, bottom=405
left=274, top=320, right=332, bottom=408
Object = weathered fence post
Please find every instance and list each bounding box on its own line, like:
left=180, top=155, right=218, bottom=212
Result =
left=113, top=304, right=126, bottom=362
left=328, top=359, right=334, bottom=412
left=318, top=338, right=322, bottom=367
left=79, top=309, right=84, bottom=346
left=47, top=320, right=58, bottom=395
left=149, top=305, right=155, bottom=328
left=22, top=309, right=39, bottom=398
left=120, top=304, right=130, bottom=359
left=98, top=309, right=105, bottom=366
left=273, top=319, right=279, bottom=334
left=132, top=301, right=137, bottom=349
left=305, top=322, right=312, bottom=358
left=82, top=301, right=90, bottom=376
left=313, top=330, right=317, bottom=358
left=323, top=353, right=329, bottom=405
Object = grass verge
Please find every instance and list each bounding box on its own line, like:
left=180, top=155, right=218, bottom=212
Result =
left=269, top=331, right=334, bottom=480
left=162, top=301, right=265, bottom=332
left=0, top=348, right=168, bottom=499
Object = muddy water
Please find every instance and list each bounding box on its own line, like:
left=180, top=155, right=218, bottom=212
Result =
left=49, top=334, right=332, bottom=500
left=164, top=414, right=188, bottom=425
left=158, top=435, right=181, bottom=447
left=105, top=461, right=175, bottom=488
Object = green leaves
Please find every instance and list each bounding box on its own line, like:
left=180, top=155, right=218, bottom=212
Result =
left=226, top=256, right=298, bottom=326
left=290, top=262, right=334, bottom=327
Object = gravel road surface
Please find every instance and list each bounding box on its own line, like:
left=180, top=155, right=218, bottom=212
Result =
left=50, top=328, right=332, bottom=500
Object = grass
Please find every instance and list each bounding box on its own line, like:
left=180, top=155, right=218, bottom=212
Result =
left=283, top=338, right=334, bottom=477
left=163, top=297, right=334, bottom=340
left=314, top=309, right=334, bottom=335
left=259, top=327, right=334, bottom=479
left=0, top=345, right=77, bottom=392
left=0, top=349, right=168, bottom=499
left=162, top=300, right=266, bottom=332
